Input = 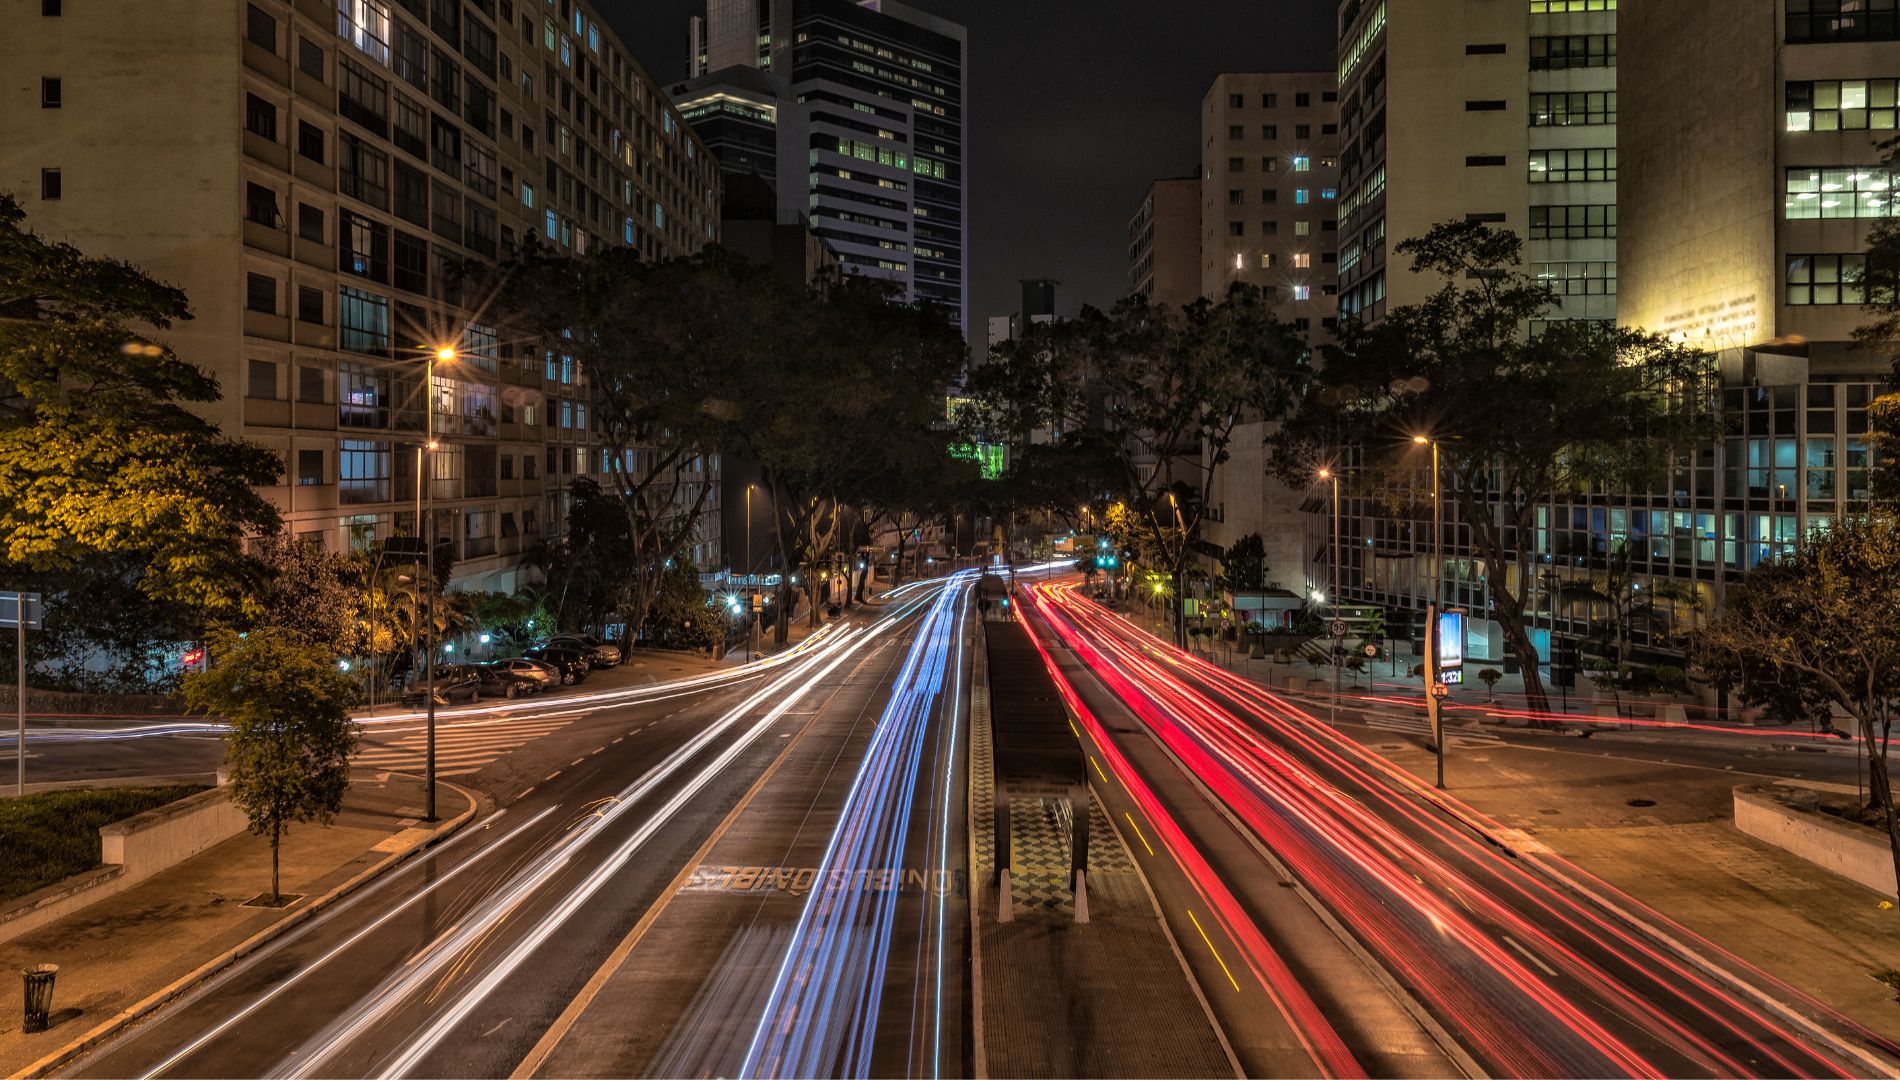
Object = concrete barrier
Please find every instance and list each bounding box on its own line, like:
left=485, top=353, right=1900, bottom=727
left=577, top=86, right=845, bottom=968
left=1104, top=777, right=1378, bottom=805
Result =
left=1733, top=785, right=1897, bottom=897
left=0, top=789, right=248, bottom=944
left=1284, top=676, right=1304, bottom=692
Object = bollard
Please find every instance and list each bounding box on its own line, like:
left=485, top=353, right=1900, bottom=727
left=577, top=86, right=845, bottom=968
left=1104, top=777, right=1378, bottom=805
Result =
left=22, top=964, right=57, bottom=1034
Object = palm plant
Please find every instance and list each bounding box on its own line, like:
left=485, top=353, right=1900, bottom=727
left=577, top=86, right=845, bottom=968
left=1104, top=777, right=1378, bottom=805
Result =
left=1547, top=542, right=1701, bottom=695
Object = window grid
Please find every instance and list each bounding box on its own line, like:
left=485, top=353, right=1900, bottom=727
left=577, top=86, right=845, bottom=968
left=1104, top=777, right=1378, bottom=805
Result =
left=1786, top=80, right=1900, bottom=132
left=1530, top=91, right=1616, bottom=127
left=1786, top=253, right=1866, bottom=305
left=1787, top=0, right=1900, bottom=43
left=1785, top=166, right=1900, bottom=219
left=1529, top=34, right=1616, bottom=69
left=1529, top=147, right=1616, bottom=183
left=1529, top=204, right=1616, bottom=239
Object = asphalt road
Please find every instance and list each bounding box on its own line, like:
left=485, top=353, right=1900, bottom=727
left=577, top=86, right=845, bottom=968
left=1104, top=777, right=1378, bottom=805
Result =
left=65, top=588, right=956, bottom=1079
left=1023, top=582, right=1892, bottom=1080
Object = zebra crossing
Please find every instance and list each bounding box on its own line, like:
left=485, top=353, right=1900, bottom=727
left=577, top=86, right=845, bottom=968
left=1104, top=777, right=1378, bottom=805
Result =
left=1355, top=710, right=1500, bottom=743
left=354, top=713, right=580, bottom=777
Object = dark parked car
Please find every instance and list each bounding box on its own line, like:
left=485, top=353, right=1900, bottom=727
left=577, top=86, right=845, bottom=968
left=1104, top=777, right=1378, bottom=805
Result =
left=472, top=661, right=544, bottom=699
left=544, top=634, right=622, bottom=669
left=525, top=645, right=590, bottom=686
left=399, top=664, right=483, bottom=707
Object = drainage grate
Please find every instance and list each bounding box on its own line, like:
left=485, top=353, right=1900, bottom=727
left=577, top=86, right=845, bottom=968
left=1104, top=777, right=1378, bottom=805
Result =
left=1627, top=798, right=1656, bottom=808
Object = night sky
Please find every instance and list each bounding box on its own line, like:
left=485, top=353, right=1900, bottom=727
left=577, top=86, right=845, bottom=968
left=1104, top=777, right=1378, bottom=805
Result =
left=601, top=0, right=1336, bottom=333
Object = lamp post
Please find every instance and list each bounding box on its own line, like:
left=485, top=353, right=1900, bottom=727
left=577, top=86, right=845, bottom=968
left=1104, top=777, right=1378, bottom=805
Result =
left=1414, top=434, right=1446, bottom=789
left=1319, top=467, right=1341, bottom=696
left=421, top=343, right=455, bottom=822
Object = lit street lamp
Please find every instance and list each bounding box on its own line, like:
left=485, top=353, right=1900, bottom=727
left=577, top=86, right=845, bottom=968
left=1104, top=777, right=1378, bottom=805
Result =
left=1414, top=433, right=1446, bottom=789
left=418, top=340, right=459, bottom=822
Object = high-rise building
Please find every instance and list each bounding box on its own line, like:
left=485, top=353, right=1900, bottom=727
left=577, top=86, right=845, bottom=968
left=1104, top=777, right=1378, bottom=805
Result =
left=1201, top=72, right=1343, bottom=338
left=677, top=0, right=967, bottom=339
left=1335, top=0, right=1617, bottom=328
left=3, top=0, right=723, bottom=590
left=1127, top=177, right=1202, bottom=308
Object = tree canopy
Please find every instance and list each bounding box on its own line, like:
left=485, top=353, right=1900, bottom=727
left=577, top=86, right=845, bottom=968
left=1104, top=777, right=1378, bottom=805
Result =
left=0, top=194, right=281, bottom=620
left=1272, top=221, right=1717, bottom=708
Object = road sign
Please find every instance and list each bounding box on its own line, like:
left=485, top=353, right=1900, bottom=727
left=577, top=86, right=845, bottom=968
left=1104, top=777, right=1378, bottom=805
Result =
left=1431, top=683, right=1450, bottom=698
left=1329, top=619, right=1349, bottom=639
left=0, top=592, right=42, bottom=630
left=1363, top=644, right=1378, bottom=657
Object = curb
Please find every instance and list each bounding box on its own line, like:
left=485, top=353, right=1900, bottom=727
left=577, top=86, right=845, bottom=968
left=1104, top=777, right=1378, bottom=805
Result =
left=10, top=780, right=480, bottom=1080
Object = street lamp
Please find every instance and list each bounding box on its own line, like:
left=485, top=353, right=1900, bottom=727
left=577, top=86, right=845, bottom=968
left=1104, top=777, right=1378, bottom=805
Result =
left=1318, top=467, right=1341, bottom=696
left=1414, top=433, right=1446, bottom=789
left=419, top=340, right=458, bottom=823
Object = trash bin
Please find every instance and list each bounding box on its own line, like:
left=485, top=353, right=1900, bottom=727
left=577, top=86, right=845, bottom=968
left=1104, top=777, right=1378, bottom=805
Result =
left=22, top=964, right=57, bottom=1033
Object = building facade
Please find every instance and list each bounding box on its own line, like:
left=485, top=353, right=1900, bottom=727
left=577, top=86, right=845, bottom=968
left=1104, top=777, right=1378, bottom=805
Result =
left=1200, top=71, right=1343, bottom=338
left=1335, top=0, right=1617, bottom=327
left=4, top=0, right=723, bottom=592
left=677, top=0, right=967, bottom=339
left=1127, top=176, right=1202, bottom=308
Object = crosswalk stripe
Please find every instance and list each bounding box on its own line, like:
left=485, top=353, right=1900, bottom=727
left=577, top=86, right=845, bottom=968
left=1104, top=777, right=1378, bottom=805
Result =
left=353, top=713, right=580, bottom=775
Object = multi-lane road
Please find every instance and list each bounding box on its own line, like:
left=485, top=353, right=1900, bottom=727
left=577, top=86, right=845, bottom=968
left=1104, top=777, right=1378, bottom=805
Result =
left=32, top=567, right=1900, bottom=1078
left=1019, top=580, right=1899, bottom=1080
left=64, top=576, right=976, bottom=1080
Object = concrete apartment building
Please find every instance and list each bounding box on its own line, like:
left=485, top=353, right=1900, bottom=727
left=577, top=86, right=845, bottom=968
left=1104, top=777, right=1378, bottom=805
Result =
left=1200, top=72, right=1343, bottom=338
left=1335, top=0, right=1617, bottom=326
left=1127, top=177, right=1202, bottom=308
left=4, top=0, right=722, bottom=593
left=677, top=0, right=968, bottom=339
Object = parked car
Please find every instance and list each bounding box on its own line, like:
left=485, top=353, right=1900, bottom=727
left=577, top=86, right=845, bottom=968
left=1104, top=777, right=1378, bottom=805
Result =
left=525, top=645, right=590, bottom=686
left=546, top=634, right=622, bottom=668
left=486, top=656, right=558, bottom=689
left=472, top=661, right=545, bottom=699
left=399, top=665, right=483, bottom=706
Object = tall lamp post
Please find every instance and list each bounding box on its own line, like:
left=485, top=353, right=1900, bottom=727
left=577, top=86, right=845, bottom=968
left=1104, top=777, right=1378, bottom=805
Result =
left=419, top=342, right=456, bottom=822
left=1414, top=434, right=1446, bottom=789
left=1318, top=467, right=1341, bottom=696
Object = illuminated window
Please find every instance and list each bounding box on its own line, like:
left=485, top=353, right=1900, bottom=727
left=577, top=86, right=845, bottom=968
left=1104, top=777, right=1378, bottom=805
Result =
left=1785, top=253, right=1866, bottom=304
left=1788, top=79, right=1900, bottom=132
left=1293, top=155, right=1311, bottom=172
left=1785, top=166, right=1900, bottom=218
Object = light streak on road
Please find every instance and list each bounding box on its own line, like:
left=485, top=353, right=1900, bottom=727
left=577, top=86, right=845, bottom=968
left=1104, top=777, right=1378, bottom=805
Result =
left=741, top=573, right=973, bottom=1080
left=1028, top=582, right=1885, bottom=1078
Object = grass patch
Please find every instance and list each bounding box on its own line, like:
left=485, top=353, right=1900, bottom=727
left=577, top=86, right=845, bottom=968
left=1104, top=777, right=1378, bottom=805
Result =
left=0, top=785, right=208, bottom=904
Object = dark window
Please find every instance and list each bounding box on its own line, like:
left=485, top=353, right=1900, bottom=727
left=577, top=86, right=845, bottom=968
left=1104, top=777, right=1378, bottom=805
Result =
left=42, top=0, right=61, bottom=14
left=246, top=272, right=276, bottom=313
left=246, top=3, right=276, bottom=52
left=1296, top=124, right=1311, bottom=138
left=298, top=449, right=325, bottom=486
left=338, top=133, right=390, bottom=209
left=395, top=230, right=429, bottom=292
left=245, top=93, right=277, bottom=141
left=394, top=94, right=427, bottom=158
left=1466, top=99, right=1507, bottom=111
left=40, top=77, right=60, bottom=109
left=1295, top=92, right=1311, bottom=107
left=299, top=365, right=325, bottom=404
left=1530, top=35, right=1616, bottom=70
left=245, top=182, right=281, bottom=227
left=394, top=161, right=430, bottom=226
left=431, top=113, right=462, bottom=174
left=337, top=56, right=389, bottom=135
left=1788, top=0, right=1900, bottom=43
left=1466, top=154, right=1507, bottom=167
left=1465, top=42, right=1506, bottom=54
left=430, top=48, right=461, bottom=112
left=298, top=202, right=325, bottom=242
left=1228, top=93, right=1244, bottom=107
left=1529, top=204, right=1616, bottom=239
left=1263, top=124, right=1278, bottom=139
left=1322, top=90, right=1338, bottom=103
left=298, top=37, right=326, bottom=81
left=1466, top=212, right=1508, bottom=223
left=298, top=120, right=325, bottom=162
left=40, top=167, right=61, bottom=201
left=1322, top=122, right=1337, bottom=134
left=298, top=285, right=325, bottom=323
left=248, top=358, right=277, bottom=399
left=1262, top=93, right=1278, bottom=107
left=394, top=21, right=429, bottom=89
left=430, top=180, right=461, bottom=242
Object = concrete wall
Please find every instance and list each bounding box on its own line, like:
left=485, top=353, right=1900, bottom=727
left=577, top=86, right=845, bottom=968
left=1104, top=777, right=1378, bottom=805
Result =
left=1733, top=785, right=1897, bottom=897
left=0, top=788, right=247, bottom=944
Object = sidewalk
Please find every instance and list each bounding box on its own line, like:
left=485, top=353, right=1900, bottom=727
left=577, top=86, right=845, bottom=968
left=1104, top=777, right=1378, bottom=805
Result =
left=0, top=771, right=476, bottom=1077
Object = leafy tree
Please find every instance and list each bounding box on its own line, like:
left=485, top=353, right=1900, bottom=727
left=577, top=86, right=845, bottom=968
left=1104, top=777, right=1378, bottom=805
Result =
left=532, top=478, right=634, bottom=635
left=182, top=629, right=359, bottom=904
left=462, top=590, right=553, bottom=652
left=1273, top=221, right=1716, bottom=710
left=0, top=194, right=281, bottom=621
left=1478, top=668, right=1503, bottom=702
left=244, top=534, right=365, bottom=656
left=1693, top=516, right=1900, bottom=899
left=648, top=554, right=725, bottom=652
left=493, top=246, right=766, bottom=645
left=1221, top=533, right=1270, bottom=592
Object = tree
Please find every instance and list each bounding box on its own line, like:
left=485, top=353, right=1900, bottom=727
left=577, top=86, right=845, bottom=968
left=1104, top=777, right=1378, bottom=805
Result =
left=0, top=195, right=282, bottom=682
left=1694, top=516, right=1900, bottom=900
left=493, top=246, right=766, bottom=647
left=971, top=285, right=1309, bottom=647
left=1221, top=533, right=1270, bottom=592
left=182, top=629, right=359, bottom=904
left=1547, top=541, right=1701, bottom=694
left=1478, top=668, right=1503, bottom=703
left=531, top=478, right=634, bottom=635
left=1273, top=221, right=1717, bottom=710
left=245, top=534, right=365, bottom=656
